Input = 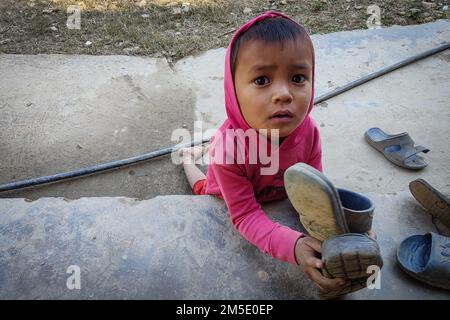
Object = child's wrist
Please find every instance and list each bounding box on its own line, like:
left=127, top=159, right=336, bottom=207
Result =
left=294, top=235, right=305, bottom=265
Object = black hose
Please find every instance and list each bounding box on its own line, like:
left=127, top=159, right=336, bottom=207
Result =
left=314, top=42, right=450, bottom=104
left=1, top=42, right=449, bottom=194
left=0, top=137, right=210, bottom=193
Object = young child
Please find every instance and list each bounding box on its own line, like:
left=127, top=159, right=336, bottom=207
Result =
left=180, top=11, right=348, bottom=292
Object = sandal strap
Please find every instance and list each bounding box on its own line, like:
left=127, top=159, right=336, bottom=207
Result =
left=374, top=132, right=411, bottom=150
left=403, top=145, right=430, bottom=160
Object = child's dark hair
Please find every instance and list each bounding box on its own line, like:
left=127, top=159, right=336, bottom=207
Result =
left=231, top=16, right=313, bottom=76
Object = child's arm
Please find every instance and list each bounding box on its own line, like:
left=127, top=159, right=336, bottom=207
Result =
left=211, top=162, right=303, bottom=264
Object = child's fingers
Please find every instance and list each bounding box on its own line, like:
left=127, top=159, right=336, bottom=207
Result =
left=304, top=267, right=348, bottom=291
left=304, top=256, right=322, bottom=269
left=368, top=229, right=377, bottom=240
left=303, top=236, right=322, bottom=253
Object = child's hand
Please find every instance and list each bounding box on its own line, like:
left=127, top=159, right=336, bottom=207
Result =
left=295, top=236, right=349, bottom=292
left=367, top=229, right=377, bottom=240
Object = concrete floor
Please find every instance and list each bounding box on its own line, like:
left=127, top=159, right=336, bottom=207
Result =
left=0, top=20, right=450, bottom=299
left=0, top=192, right=449, bottom=299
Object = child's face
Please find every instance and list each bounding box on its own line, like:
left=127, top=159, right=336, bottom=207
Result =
left=234, top=38, right=313, bottom=138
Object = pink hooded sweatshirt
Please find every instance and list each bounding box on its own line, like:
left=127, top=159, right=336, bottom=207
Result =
left=204, top=11, right=322, bottom=265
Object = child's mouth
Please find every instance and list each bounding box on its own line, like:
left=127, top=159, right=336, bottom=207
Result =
left=269, top=110, right=294, bottom=123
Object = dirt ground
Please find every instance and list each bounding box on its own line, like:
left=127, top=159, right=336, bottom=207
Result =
left=0, top=0, right=448, bottom=63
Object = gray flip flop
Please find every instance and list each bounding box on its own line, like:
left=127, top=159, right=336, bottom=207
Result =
left=397, top=232, right=450, bottom=291
left=284, top=163, right=349, bottom=241
left=365, top=127, right=430, bottom=170
left=320, top=233, right=383, bottom=299
left=284, top=164, right=374, bottom=239
left=339, top=188, right=374, bottom=234
left=320, top=277, right=369, bottom=299
left=284, top=163, right=383, bottom=298
left=322, top=233, right=383, bottom=279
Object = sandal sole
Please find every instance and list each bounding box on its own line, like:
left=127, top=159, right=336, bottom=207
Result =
left=409, top=179, right=450, bottom=223
left=320, top=277, right=368, bottom=299
left=284, top=163, right=348, bottom=241
left=322, top=234, right=383, bottom=279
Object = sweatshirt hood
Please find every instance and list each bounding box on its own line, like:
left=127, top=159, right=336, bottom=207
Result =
left=223, top=11, right=316, bottom=142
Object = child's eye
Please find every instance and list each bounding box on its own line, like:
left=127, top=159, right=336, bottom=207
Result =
left=254, top=76, right=270, bottom=86
left=292, top=74, right=306, bottom=83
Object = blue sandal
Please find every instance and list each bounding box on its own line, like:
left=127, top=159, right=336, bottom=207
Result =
left=365, top=127, right=430, bottom=170
left=397, top=232, right=450, bottom=291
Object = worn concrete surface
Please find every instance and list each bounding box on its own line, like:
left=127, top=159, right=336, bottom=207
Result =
left=1, top=192, right=449, bottom=299
left=1, top=21, right=450, bottom=299
left=1, top=20, right=449, bottom=198
left=0, top=55, right=195, bottom=199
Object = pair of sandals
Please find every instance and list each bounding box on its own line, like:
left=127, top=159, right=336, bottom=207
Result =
left=397, top=179, right=450, bottom=291
left=284, top=163, right=383, bottom=298
left=366, top=128, right=450, bottom=290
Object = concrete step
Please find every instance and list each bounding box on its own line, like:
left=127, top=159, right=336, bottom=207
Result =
left=0, top=191, right=448, bottom=299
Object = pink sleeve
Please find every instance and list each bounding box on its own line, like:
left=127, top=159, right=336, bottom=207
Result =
left=210, top=163, right=304, bottom=265
left=308, top=120, right=323, bottom=172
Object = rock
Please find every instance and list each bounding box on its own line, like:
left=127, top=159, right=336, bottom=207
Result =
left=137, top=0, right=147, bottom=7
left=355, top=5, right=363, bottom=10
left=76, top=144, right=83, bottom=149
left=85, top=41, right=92, bottom=47
left=243, top=7, right=252, bottom=14
left=141, top=13, right=149, bottom=18
left=409, top=8, right=421, bottom=15
left=173, top=7, right=182, bottom=15
left=422, top=2, right=436, bottom=9
left=280, top=0, right=288, bottom=5
left=181, top=2, right=191, bottom=13
left=0, top=38, right=11, bottom=45
left=42, top=8, right=57, bottom=14
left=398, top=11, right=405, bottom=16
left=49, top=26, right=58, bottom=31
left=176, top=23, right=181, bottom=28
left=443, top=5, right=448, bottom=11
left=123, top=46, right=140, bottom=53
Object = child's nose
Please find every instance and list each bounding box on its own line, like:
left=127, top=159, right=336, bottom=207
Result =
left=272, top=84, right=293, bottom=104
